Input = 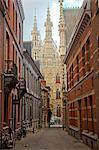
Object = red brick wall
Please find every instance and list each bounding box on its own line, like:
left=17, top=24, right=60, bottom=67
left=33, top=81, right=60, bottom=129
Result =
left=65, top=1, right=99, bottom=137
left=0, top=1, right=5, bottom=126
left=1, top=0, right=24, bottom=129
left=91, top=0, right=99, bottom=136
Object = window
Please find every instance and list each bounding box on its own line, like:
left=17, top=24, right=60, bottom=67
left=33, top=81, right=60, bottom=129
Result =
left=98, top=35, right=99, bottom=48
left=76, top=55, right=79, bottom=81
left=67, top=72, right=69, bottom=90
left=89, top=95, right=94, bottom=133
left=70, top=67, right=71, bottom=88
left=35, top=52, right=37, bottom=59
left=18, top=103, right=20, bottom=122
left=24, top=98, right=26, bottom=120
left=57, top=105, right=61, bottom=117
left=78, top=100, right=82, bottom=130
left=13, top=3, right=15, bottom=30
left=6, top=32, right=10, bottom=60
left=5, top=0, right=8, bottom=8
left=7, top=0, right=10, bottom=16
left=4, top=93, right=9, bottom=125
left=71, top=64, right=74, bottom=86
left=23, top=64, right=25, bottom=79
left=18, top=57, right=21, bottom=79
left=16, top=50, right=17, bottom=64
left=85, top=97, right=88, bottom=131
left=27, top=68, right=29, bottom=88
left=82, top=46, right=86, bottom=75
left=86, top=37, right=90, bottom=63
left=35, top=36, right=36, bottom=46
left=16, top=12, right=17, bottom=35
left=96, top=0, right=99, bottom=14
left=56, top=89, right=60, bottom=99
left=82, top=46, right=85, bottom=66
left=19, top=23, right=21, bottom=45
left=56, top=73, right=60, bottom=83
left=13, top=45, right=14, bottom=62
left=96, top=0, right=99, bottom=9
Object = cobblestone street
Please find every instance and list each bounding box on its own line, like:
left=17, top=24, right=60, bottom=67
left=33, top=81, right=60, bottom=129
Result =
left=11, top=128, right=91, bottom=150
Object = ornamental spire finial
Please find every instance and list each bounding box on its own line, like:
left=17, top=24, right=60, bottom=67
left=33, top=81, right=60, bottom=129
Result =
left=59, top=0, right=65, bottom=23
left=44, top=4, right=53, bottom=41
left=33, top=8, right=37, bottom=31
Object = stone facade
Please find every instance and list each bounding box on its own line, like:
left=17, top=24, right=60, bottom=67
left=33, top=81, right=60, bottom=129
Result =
left=32, top=7, right=62, bottom=122
left=64, top=0, right=99, bottom=149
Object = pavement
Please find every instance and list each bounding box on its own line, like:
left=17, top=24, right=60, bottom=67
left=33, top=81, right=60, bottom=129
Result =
left=10, top=128, right=91, bottom=150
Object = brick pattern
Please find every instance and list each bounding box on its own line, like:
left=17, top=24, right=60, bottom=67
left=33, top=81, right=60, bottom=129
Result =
left=64, top=0, right=99, bottom=149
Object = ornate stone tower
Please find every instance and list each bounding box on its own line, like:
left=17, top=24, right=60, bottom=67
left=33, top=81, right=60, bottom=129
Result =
left=59, top=0, right=67, bottom=127
left=44, top=6, right=53, bottom=42
left=40, top=6, right=62, bottom=120
left=59, top=0, right=66, bottom=56
left=31, top=12, right=41, bottom=60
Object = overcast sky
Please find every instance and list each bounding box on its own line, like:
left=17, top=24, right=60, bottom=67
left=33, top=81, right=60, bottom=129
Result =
left=22, top=0, right=84, bottom=47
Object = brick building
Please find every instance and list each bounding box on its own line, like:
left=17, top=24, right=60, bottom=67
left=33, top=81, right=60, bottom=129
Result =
left=64, top=0, right=99, bottom=149
left=0, top=0, right=26, bottom=147
left=0, top=0, right=5, bottom=139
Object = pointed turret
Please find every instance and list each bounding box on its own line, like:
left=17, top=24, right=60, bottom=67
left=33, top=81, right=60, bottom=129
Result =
left=31, top=11, right=41, bottom=60
left=44, top=6, right=53, bottom=41
left=59, top=0, right=66, bottom=56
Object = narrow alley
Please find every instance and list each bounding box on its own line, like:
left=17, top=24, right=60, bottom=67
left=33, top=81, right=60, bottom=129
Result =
left=11, top=128, right=91, bottom=150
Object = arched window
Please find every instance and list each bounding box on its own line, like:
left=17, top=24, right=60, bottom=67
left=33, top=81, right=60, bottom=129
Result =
left=56, top=73, right=60, bottom=83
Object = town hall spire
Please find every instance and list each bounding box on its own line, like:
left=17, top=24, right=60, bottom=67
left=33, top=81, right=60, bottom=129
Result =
left=31, top=10, right=41, bottom=60
left=44, top=5, right=53, bottom=41
left=59, top=0, right=66, bottom=55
